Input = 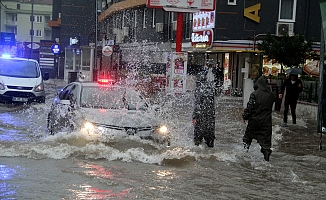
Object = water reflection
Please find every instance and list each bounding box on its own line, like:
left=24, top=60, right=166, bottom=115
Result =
left=72, top=163, right=132, bottom=199
left=0, top=165, right=17, bottom=197
left=73, top=185, right=131, bottom=199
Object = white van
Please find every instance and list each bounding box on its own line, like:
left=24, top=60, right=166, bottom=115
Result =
left=0, top=55, right=49, bottom=103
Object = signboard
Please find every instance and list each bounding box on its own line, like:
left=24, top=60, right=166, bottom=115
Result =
left=0, top=32, right=16, bottom=46
left=193, top=11, right=215, bottom=30
left=102, top=46, right=113, bottom=57
left=39, top=40, right=56, bottom=69
left=146, top=0, right=216, bottom=11
left=167, top=52, right=188, bottom=93
left=51, top=44, right=61, bottom=54
left=191, top=29, right=213, bottom=49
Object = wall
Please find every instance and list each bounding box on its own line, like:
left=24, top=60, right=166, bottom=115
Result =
left=296, top=101, right=318, bottom=120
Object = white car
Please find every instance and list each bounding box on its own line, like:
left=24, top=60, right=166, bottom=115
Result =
left=0, top=54, right=49, bottom=103
left=47, top=80, right=170, bottom=145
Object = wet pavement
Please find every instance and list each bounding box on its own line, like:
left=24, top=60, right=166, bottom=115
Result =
left=0, top=79, right=324, bottom=199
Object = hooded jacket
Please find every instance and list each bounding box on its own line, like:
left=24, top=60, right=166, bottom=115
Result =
left=243, top=76, right=276, bottom=129
left=192, top=72, right=215, bottom=136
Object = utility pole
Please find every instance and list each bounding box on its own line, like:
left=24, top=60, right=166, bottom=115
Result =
left=30, top=0, right=34, bottom=59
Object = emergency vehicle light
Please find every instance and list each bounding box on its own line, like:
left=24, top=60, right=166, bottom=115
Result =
left=1, top=53, right=11, bottom=58
left=98, top=78, right=114, bottom=84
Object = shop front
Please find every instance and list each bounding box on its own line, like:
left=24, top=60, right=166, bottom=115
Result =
left=186, top=37, right=263, bottom=97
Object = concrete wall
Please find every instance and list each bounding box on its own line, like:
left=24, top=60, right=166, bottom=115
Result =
left=296, top=101, right=318, bottom=120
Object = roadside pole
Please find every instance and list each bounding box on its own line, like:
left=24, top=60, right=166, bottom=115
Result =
left=318, top=0, right=326, bottom=150
left=176, top=13, right=183, bottom=52
left=318, top=28, right=324, bottom=150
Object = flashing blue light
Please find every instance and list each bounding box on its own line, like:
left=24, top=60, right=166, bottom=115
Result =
left=1, top=53, right=11, bottom=59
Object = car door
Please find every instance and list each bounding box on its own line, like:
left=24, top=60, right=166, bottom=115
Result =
left=48, top=83, right=79, bottom=133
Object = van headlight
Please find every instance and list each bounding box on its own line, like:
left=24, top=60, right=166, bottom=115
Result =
left=35, top=83, right=44, bottom=92
left=158, top=125, right=168, bottom=135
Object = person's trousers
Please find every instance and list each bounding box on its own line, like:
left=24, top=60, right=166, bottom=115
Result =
left=243, top=126, right=272, bottom=150
left=283, top=98, right=297, bottom=124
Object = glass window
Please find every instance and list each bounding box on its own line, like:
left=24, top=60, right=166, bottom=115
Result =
left=59, top=84, right=75, bottom=100
left=279, top=0, right=297, bottom=22
left=12, top=14, right=17, bottom=21
left=81, top=87, right=126, bottom=109
left=65, top=49, right=73, bottom=69
left=81, top=48, right=91, bottom=69
left=36, top=30, right=42, bottom=37
left=36, top=16, right=42, bottom=23
left=143, top=8, right=147, bottom=29
left=228, top=0, right=237, bottom=5
left=0, top=59, right=39, bottom=78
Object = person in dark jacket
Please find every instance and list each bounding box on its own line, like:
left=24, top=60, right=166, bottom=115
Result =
left=278, top=74, right=303, bottom=126
left=192, top=68, right=216, bottom=147
left=243, top=75, right=276, bottom=161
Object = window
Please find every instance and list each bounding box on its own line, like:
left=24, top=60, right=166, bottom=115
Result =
left=17, top=4, right=20, bottom=9
left=12, top=14, right=17, bottom=21
left=279, top=0, right=297, bottom=22
left=36, top=16, right=42, bottom=23
left=30, top=16, right=35, bottom=22
left=228, top=0, right=236, bottom=5
left=36, top=30, right=42, bottom=37
left=143, top=8, right=147, bottom=29
left=81, top=48, right=91, bottom=69
left=134, top=10, right=137, bottom=27
left=152, top=9, right=155, bottom=28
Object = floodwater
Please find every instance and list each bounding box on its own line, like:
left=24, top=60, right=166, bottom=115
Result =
left=1, top=81, right=326, bottom=200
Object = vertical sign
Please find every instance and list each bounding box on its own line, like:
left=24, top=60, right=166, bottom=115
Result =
left=168, top=52, right=188, bottom=93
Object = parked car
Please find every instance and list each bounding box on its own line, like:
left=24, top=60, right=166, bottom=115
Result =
left=47, top=79, right=170, bottom=145
left=0, top=54, right=49, bottom=103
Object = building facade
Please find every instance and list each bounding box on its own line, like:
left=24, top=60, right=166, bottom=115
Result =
left=97, top=0, right=322, bottom=91
left=0, top=0, right=52, bottom=57
left=49, top=0, right=97, bottom=80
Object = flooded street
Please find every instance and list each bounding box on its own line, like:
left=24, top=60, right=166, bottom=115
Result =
left=1, top=81, right=326, bottom=199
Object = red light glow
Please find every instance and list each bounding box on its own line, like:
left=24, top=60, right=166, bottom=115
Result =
left=98, top=79, right=114, bottom=84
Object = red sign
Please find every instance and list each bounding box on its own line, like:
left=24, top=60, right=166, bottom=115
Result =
left=102, top=46, right=113, bottom=57
left=191, top=29, right=213, bottom=49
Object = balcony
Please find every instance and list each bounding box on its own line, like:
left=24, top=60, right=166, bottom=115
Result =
left=4, top=20, right=17, bottom=27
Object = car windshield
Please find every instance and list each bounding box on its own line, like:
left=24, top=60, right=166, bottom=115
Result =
left=0, top=58, right=40, bottom=78
left=81, top=86, right=126, bottom=109
left=80, top=86, right=149, bottom=110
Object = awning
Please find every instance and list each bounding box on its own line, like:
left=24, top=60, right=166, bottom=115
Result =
left=98, top=0, right=146, bottom=22
left=303, top=60, right=326, bottom=77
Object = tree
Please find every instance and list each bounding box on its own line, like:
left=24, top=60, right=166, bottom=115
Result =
left=257, top=32, right=314, bottom=70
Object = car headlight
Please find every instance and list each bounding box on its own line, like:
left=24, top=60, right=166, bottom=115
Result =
left=81, top=122, right=97, bottom=134
left=158, top=125, right=168, bottom=135
left=84, top=122, right=95, bottom=130
left=35, top=83, right=44, bottom=92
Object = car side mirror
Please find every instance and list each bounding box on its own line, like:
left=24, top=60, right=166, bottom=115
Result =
left=43, top=72, right=50, bottom=81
